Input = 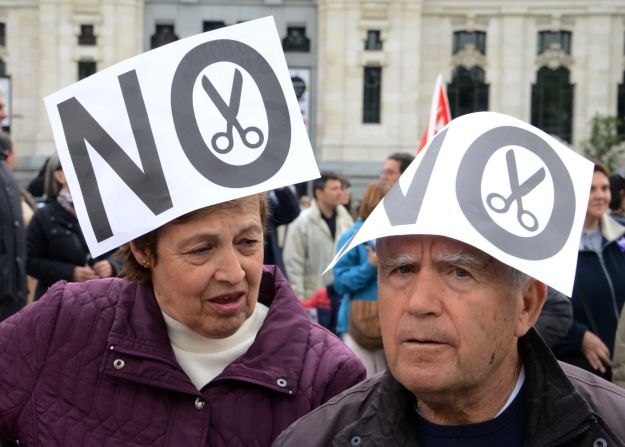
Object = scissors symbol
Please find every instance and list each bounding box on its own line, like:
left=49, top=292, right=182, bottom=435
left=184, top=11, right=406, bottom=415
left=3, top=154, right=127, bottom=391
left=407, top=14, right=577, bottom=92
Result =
left=486, top=149, right=546, bottom=232
left=202, top=69, right=265, bottom=154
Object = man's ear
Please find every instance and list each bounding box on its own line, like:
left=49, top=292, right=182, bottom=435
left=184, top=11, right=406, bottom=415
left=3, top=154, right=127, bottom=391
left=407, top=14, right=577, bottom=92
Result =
left=129, top=241, right=153, bottom=268
left=515, top=280, right=547, bottom=338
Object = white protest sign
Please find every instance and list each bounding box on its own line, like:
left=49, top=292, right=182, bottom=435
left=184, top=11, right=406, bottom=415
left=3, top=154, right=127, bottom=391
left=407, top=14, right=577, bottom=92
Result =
left=44, top=17, right=319, bottom=257
left=328, top=112, right=593, bottom=296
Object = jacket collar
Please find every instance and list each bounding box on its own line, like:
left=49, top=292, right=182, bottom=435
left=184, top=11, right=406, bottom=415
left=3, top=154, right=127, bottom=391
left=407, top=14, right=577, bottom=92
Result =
left=104, top=266, right=311, bottom=396
left=520, top=328, right=597, bottom=445
left=579, top=213, right=625, bottom=250
left=600, top=213, right=625, bottom=242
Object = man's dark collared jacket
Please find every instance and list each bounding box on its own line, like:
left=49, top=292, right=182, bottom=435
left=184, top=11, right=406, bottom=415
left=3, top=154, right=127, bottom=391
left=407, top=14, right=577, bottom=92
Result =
left=0, top=266, right=365, bottom=446
left=273, top=329, right=625, bottom=446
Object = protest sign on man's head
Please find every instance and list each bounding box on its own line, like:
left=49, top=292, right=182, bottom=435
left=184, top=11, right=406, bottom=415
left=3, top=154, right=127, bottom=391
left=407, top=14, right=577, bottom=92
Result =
left=327, top=112, right=593, bottom=296
left=44, top=17, right=319, bottom=257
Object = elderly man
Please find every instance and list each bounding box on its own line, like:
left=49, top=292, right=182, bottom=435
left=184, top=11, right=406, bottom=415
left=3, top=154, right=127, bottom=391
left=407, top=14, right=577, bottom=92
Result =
left=274, top=112, right=625, bottom=446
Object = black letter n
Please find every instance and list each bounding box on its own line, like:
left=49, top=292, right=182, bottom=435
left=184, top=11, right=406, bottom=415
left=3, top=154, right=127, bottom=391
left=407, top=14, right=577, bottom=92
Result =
left=57, top=70, right=173, bottom=242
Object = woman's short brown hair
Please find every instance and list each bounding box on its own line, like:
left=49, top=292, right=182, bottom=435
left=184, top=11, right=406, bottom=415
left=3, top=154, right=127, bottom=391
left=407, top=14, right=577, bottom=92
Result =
left=118, top=193, right=269, bottom=283
left=358, top=181, right=390, bottom=221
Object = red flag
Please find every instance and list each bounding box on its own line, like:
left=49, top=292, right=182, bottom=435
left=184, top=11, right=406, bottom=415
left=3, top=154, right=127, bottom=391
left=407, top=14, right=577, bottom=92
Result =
left=418, top=74, right=451, bottom=153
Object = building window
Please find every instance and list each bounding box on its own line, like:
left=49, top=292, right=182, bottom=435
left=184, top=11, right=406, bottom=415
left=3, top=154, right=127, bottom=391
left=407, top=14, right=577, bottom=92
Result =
left=453, top=31, right=486, bottom=55
left=537, top=31, right=571, bottom=54
left=0, top=23, right=5, bottom=47
left=0, top=58, right=5, bottom=77
left=203, top=21, right=226, bottom=32
left=78, top=61, right=96, bottom=80
left=447, top=66, right=489, bottom=117
left=78, top=24, right=96, bottom=46
left=151, top=24, right=179, bottom=49
left=363, top=66, right=382, bottom=123
left=618, top=71, right=625, bottom=140
left=531, top=66, right=574, bottom=143
left=282, top=26, right=310, bottom=52
left=365, top=30, right=382, bottom=50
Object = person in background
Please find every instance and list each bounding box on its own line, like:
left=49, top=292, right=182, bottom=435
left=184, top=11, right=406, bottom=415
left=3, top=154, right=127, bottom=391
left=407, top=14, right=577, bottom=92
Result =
left=338, top=175, right=356, bottom=220
left=553, top=161, right=625, bottom=381
left=534, top=287, right=572, bottom=348
left=609, top=173, right=625, bottom=225
left=298, top=195, right=311, bottom=209
left=0, top=93, right=27, bottom=323
left=264, top=187, right=300, bottom=279
left=283, top=171, right=353, bottom=300
left=333, top=180, right=389, bottom=377
left=0, top=133, right=38, bottom=303
left=379, top=152, right=414, bottom=186
left=0, top=194, right=365, bottom=445
left=26, top=152, right=120, bottom=299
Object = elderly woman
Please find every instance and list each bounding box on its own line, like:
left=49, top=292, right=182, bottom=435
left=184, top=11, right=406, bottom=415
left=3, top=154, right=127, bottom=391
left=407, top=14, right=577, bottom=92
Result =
left=0, top=193, right=365, bottom=445
left=553, top=161, right=625, bottom=381
left=26, top=152, right=120, bottom=299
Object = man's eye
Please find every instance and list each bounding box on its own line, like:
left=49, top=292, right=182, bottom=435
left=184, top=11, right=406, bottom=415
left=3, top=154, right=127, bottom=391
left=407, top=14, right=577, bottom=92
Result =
left=396, top=265, right=414, bottom=274
left=454, top=268, right=471, bottom=278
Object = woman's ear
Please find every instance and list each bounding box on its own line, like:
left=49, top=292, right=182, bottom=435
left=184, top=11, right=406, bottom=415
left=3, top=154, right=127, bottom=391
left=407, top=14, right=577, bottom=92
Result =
left=515, top=280, right=547, bottom=338
left=129, top=241, right=153, bottom=268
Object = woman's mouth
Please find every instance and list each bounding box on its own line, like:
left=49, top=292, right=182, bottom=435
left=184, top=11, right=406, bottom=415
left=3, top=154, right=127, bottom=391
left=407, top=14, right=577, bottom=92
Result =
left=207, top=292, right=245, bottom=315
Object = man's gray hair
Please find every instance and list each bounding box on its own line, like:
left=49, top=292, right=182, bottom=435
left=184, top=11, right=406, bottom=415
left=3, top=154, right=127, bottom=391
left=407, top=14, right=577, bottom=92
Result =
left=509, top=268, right=530, bottom=289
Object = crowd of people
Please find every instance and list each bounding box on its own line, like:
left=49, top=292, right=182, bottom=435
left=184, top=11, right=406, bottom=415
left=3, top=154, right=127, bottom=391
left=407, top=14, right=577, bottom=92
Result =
left=2, top=84, right=625, bottom=443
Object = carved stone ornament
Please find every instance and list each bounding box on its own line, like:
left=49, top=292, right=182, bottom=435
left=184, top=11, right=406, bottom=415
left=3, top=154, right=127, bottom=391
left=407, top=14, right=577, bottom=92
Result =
left=536, top=44, right=574, bottom=70
left=451, top=44, right=487, bottom=70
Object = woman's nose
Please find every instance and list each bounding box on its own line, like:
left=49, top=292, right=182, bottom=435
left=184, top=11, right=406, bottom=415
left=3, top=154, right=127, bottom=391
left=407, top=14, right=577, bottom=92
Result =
left=213, top=246, right=245, bottom=284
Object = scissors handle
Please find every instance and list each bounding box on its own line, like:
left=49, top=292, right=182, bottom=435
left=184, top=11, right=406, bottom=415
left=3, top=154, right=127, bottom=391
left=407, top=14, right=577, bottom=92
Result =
left=240, top=125, right=264, bottom=149
left=211, top=129, right=234, bottom=154
left=486, top=192, right=512, bottom=213
left=517, top=208, right=539, bottom=232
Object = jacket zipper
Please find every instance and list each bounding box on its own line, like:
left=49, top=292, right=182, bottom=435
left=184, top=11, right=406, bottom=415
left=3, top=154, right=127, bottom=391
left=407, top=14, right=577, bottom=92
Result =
left=544, top=421, right=593, bottom=447
left=596, top=250, right=621, bottom=322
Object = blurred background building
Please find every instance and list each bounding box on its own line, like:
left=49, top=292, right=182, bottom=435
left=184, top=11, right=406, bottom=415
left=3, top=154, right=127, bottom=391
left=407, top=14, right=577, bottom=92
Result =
left=1, top=0, right=625, bottom=199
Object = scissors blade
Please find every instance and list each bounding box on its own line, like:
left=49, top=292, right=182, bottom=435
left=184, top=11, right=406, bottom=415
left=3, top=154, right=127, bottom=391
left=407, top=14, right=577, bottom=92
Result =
left=516, top=167, right=546, bottom=197
left=228, top=69, right=243, bottom=117
left=505, top=149, right=520, bottom=189
left=201, top=75, right=234, bottom=120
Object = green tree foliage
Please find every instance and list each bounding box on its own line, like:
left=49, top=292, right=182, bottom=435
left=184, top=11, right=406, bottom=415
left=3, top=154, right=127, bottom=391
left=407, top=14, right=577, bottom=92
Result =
left=582, top=114, right=624, bottom=173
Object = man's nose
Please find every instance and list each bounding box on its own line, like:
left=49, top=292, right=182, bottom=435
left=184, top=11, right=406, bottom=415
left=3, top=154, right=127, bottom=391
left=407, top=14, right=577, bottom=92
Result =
left=405, top=269, right=444, bottom=318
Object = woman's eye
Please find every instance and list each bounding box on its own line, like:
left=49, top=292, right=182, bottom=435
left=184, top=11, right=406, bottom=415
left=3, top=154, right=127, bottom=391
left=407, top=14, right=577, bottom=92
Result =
left=239, top=238, right=261, bottom=249
left=187, top=246, right=211, bottom=256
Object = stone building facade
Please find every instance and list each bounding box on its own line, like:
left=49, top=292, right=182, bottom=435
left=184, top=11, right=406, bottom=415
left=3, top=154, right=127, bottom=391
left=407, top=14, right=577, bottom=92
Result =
left=2, top=0, right=625, bottom=191
left=0, top=0, right=144, bottom=183
left=317, top=0, right=625, bottom=168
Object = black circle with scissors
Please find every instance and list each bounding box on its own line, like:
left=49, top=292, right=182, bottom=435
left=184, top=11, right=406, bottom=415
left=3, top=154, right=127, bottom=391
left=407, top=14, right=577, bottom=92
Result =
left=171, top=39, right=290, bottom=188
left=485, top=149, right=545, bottom=232
left=201, top=69, right=265, bottom=154
left=456, top=126, right=576, bottom=260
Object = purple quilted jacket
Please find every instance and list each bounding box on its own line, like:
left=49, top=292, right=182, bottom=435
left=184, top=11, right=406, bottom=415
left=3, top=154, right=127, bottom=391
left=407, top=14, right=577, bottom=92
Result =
left=0, top=266, right=365, bottom=446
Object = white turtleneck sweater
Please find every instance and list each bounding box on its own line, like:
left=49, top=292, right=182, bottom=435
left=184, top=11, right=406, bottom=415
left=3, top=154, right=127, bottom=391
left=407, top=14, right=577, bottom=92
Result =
left=162, top=303, right=269, bottom=390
